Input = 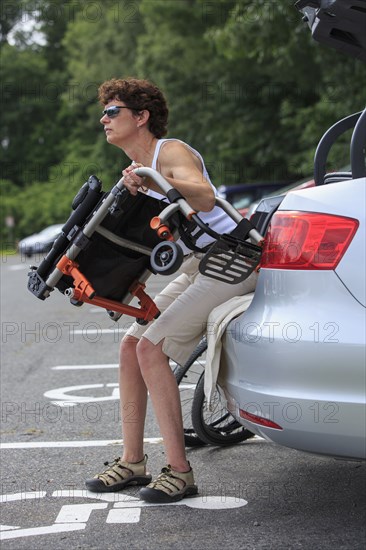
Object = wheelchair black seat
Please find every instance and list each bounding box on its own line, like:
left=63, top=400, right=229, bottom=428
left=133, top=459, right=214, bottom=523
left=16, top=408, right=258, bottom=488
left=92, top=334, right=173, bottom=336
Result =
left=28, top=176, right=168, bottom=322
left=56, top=189, right=167, bottom=302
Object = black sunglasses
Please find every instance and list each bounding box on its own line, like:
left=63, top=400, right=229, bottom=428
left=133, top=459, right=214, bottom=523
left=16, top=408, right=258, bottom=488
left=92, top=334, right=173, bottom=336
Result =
left=102, top=106, right=130, bottom=118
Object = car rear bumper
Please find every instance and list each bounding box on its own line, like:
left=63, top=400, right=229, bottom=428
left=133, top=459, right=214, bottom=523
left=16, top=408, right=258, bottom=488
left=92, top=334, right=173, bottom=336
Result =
left=218, top=269, right=366, bottom=459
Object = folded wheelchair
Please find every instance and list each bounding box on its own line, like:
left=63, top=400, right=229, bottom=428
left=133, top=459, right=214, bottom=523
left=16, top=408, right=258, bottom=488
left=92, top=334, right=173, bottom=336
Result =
left=27, top=167, right=263, bottom=323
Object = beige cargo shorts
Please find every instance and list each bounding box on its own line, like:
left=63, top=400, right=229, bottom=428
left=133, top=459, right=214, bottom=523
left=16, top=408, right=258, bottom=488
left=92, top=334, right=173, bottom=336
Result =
left=124, top=252, right=257, bottom=366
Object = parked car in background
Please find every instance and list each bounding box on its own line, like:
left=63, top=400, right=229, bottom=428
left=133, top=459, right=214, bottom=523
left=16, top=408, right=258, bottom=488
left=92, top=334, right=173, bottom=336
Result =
left=244, top=175, right=316, bottom=219
left=18, top=224, right=63, bottom=257
left=217, top=181, right=290, bottom=214
left=217, top=0, right=366, bottom=460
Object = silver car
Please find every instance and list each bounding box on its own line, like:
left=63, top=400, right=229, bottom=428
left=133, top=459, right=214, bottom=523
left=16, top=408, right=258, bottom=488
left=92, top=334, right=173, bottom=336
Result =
left=217, top=2, right=366, bottom=460
left=18, top=224, right=63, bottom=257
left=219, top=176, right=365, bottom=460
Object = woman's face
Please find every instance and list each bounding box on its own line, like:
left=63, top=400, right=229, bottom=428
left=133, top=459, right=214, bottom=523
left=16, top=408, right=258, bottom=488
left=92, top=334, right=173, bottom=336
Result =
left=100, top=99, right=139, bottom=147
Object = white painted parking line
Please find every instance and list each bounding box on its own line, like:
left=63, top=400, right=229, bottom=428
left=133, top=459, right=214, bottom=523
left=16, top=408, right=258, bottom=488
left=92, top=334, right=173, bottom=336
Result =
left=50, top=359, right=196, bottom=371
left=8, top=265, right=28, bottom=271
left=1, top=437, right=263, bottom=450
left=0, top=492, right=47, bottom=503
left=0, top=438, right=162, bottom=449
left=52, top=364, right=118, bottom=370
left=0, top=523, right=86, bottom=541
left=72, top=328, right=127, bottom=335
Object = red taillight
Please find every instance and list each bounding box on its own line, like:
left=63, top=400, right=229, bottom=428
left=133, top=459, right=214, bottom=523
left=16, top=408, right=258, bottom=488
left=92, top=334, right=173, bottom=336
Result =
left=239, top=409, right=283, bottom=430
left=260, top=211, right=359, bottom=270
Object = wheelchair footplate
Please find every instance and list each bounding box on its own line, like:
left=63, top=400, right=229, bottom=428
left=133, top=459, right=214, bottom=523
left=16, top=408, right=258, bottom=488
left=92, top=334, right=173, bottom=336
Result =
left=199, top=233, right=262, bottom=284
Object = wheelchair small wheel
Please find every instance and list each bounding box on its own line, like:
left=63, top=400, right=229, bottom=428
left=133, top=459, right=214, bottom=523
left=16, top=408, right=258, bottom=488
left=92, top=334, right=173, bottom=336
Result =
left=136, top=318, right=149, bottom=325
left=151, top=241, right=183, bottom=275
left=191, top=373, right=255, bottom=446
left=173, top=338, right=208, bottom=447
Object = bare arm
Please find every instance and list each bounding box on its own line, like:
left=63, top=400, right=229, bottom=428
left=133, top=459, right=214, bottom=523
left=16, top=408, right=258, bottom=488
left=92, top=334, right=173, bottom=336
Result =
left=123, top=141, right=215, bottom=212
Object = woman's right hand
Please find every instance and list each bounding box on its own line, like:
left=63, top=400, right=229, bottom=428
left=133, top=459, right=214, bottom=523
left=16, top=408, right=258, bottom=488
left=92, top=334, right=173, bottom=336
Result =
left=122, top=163, right=146, bottom=195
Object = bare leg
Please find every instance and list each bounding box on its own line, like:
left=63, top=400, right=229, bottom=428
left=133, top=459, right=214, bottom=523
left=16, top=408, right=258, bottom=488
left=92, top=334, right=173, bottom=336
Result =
left=119, top=335, right=148, bottom=463
left=136, top=336, right=190, bottom=473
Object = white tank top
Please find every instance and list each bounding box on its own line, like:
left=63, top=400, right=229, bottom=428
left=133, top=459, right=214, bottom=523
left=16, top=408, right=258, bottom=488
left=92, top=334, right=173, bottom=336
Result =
left=145, top=138, right=236, bottom=254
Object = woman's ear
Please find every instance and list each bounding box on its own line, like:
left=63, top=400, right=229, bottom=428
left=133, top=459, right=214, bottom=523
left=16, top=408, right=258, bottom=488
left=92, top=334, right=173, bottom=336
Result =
left=136, top=109, right=150, bottom=127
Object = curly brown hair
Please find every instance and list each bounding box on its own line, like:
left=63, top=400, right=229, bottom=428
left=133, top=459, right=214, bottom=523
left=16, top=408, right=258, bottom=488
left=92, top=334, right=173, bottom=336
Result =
left=98, top=77, right=169, bottom=138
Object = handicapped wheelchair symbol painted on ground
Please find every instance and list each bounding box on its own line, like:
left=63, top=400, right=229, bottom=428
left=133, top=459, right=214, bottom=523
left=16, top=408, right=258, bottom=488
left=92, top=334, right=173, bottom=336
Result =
left=0, top=490, right=248, bottom=540
left=44, top=383, right=120, bottom=406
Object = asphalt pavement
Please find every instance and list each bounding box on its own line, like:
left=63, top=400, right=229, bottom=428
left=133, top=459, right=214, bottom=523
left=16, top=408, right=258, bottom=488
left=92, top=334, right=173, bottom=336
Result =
left=1, top=252, right=365, bottom=549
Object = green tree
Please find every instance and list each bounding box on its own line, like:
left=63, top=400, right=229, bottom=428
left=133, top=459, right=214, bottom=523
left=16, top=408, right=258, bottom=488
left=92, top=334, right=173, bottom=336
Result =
left=0, top=44, right=56, bottom=186
left=209, top=0, right=366, bottom=177
left=0, top=0, right=72, bottom=188
left=136, top=0, right=240, bottom=184
left=57, top=0, right=145, bottom=192
left=0, top=0, right=25, bottom=44
left=1, top=0, right=365, bottom=243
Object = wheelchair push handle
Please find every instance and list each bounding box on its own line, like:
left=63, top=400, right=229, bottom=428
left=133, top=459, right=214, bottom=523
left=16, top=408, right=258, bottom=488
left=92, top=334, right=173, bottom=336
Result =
left=132, top=166, right=198, bottom=220
left=132, top=166, right=263, bottom=245
left=130, top=166, right=264, bottom=285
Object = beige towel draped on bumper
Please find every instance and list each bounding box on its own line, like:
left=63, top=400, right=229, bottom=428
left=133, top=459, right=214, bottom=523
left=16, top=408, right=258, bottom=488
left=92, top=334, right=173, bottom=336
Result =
left=204, top=293, right=255, bottom=407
